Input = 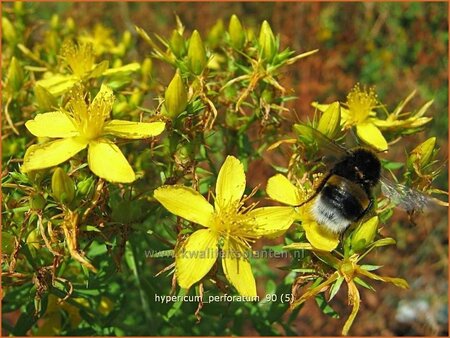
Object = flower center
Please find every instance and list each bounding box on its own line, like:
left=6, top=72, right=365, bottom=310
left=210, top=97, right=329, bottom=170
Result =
left=61, top=40, right=95, bottom=78
left=346, top=84, right=378, bottom=124
left=211, top=203, right=258, bottom=247
left=67, top=86, right=110, bottom=141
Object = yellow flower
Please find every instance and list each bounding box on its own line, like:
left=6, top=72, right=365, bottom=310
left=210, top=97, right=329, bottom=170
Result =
left=154, top=156, right=296, bottom=296
left=36, top=39, right=140, bottom=96
left=266, top=174, right=339, bottom=251
left=22, top=84, right=165, bottom=183
left=313, top=84, right=388, bottom=151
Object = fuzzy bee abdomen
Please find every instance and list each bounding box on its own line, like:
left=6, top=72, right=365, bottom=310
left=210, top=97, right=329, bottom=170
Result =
left=311, top=175, right=371, bottom=233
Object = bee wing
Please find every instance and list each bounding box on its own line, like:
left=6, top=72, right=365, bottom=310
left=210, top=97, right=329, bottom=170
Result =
left=380, top=178, right=435, bottom=212
left=295, top=124, right=348, bottom=165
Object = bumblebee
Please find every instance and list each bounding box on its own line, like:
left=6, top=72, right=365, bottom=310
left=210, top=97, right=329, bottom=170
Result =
left=296, top=124, right=431, bottom=233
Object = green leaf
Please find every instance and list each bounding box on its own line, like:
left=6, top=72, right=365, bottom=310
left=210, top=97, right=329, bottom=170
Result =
left=314, top=293, right=339, bottom=318
left=354, top=276, right=375, bottom=291
left=328, top=276, right=344, bottom=301
left=360, top=264, right=383, bottom=271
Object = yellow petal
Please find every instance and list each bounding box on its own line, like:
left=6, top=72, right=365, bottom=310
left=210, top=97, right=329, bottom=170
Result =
left=215, top=155, right=246, bottom=210
left=356, top=123, right=388, bottom=151
left=36, top=74, right=78, bottom=96
left=266, top=174, right=303, bottom=206
left=22, top=137, right=87, bottom=172
left=221, top=239, right=256, bottom=297
left=103, top=120, right=165, bottom=139
left=175, top=229, right=218, bottom=289
left=154, top=185, right=214, bottom=228
left=87, top=139, right=135, bottom=183
left=25, top=111, right=78, bottom=138
left=91, top=84, right=114, bottom=119
left=302, top=214, right=340, bottom=252
left=247, top=206, right=296, bottom=238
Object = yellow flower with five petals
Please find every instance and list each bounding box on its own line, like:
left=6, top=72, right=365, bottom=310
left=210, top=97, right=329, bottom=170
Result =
left=266, top=174, right=339, bottom=251
left=22, top=84, right=165, bottom=183
left=154, top=156, right=296, bottom=297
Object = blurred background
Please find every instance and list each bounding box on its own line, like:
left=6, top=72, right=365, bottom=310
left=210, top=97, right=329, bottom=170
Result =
left=3, top=1, right=448, bottom=336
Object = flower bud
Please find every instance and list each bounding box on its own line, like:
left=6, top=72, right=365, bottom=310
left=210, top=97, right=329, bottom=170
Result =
left=129, top=88, right=143, bottom=108
left=187, top=30, right=207, bottom=75
left=29, top=192, right=46, bottom=210
left=34, top=85, right=57, bottom=111
left=121, top=31, right=132, bottom=50
left=2, top=17, right=16, bottom=43
left=228, top=15, right=245, bottom=50
left=409, top=137, right=436, bottom=169
left=317, top=102, right=341, bottom=138
left=6, top=57, right=24, bottom=93
left=351, top=216, right=379, bottom=253
left=258, top=20, right=277, bottom=62
left=163, top=71, right=188, bottom=119
left=142, top=57, right=153, bottom=80
left=169, top=30, right=186, bottom=58
left=2, top=231, right=15, bottom=255
left=14, top=1, right=25, bottom=16
left=51, top=167, right=75, bottom=204
left=77, top=177, right=95, bottom=197
left=50, top=14, right=59, bottom=30
left=208, top=19, right=224, bottom=49
left=65, top=17, right=75, bottom=33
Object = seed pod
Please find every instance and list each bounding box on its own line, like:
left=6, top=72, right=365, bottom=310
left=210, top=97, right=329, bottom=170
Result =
left=187, top=30, right=207, bottom=75
left=228, top=15, right=245, bottom=50
left=164, top=71, right=188, bottom=119
left=52, top=167, right=75, bottom=204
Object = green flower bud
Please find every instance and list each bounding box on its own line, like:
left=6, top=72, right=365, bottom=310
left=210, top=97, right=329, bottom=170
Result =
left=6, top=57, right=24, bottom=93
left=77, top=177, right=95, bottom=197
left=113, top=59, right=123, bottom=68
left=65, top=17, right=75, bottom=33
left=14, top=1, right=25, bottom=16
left=410, top=137, right=436, bottom=169
left=129, top=88, right=143, bottom=108
left=208, top=19, right=224, bottom=49
left=169, top=30, right=186, bottom=58
left=317, top=102, right=341, bottom=138
left=187, top=30, right=207, bottom=75
left=164, top=71, right=188, bottom=119
left=141, top=57, right=153, bottom=83
left=50, top=14, right=59, bottom=30
left=29, top=192, right=46, bottom=210
left=34, top=85, right=57, bottom=111
left=2, top=17, right=16, bottom=43
left=351, top=216, right=379, bottom=253
left=228, top=15, right=245, bottom=50
left=2, top=231, right=15, bottom=255
left=258, top=20, right=277, bottom=62
left=122, top=31, right=132, bottom=49
left=52, top=168, right=75, bottom=204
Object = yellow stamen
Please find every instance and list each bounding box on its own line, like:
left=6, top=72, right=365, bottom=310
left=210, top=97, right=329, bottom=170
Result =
left=346, top=84, right=378, bottom=124
left=61, top=40, right=95, bottom=77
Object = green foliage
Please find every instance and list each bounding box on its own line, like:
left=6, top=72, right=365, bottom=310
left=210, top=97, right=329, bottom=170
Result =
left=1, top=2, right=447, bottom=336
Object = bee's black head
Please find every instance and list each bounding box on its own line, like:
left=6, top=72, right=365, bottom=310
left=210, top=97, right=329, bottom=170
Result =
left=334, top=148, right=381, bottom=188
